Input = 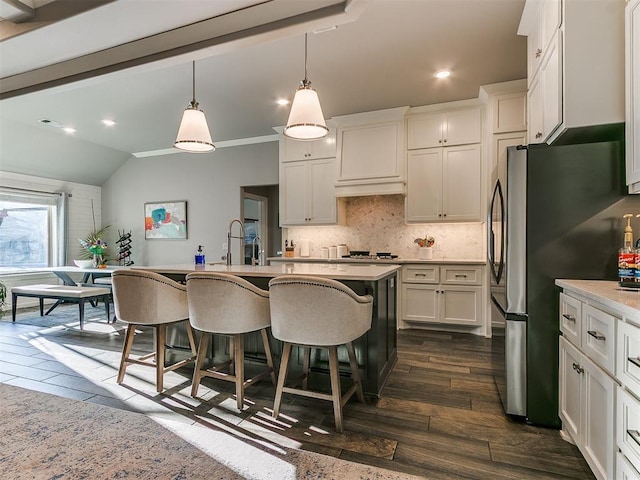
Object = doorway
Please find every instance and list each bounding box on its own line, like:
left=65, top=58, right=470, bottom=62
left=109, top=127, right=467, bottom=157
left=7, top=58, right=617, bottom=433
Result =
left=241, top=185, right=280, bottom=265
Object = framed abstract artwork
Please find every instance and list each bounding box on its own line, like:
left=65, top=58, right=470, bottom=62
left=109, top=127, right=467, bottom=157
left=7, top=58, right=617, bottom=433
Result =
left=144, top=200, right=187, bottom=240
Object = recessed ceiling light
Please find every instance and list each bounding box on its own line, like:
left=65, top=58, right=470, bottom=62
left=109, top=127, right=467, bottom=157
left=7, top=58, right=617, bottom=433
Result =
left=434, top=69, right=452, bottom=79
left=276, top=98, right=290, bottom=106
left=62, top=126, right=76, bottom=134
left=101, top=119, right=116, bottom=127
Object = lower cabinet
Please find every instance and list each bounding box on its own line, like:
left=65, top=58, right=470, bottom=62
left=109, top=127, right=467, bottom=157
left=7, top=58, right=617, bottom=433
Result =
left=400, top=264, right=483, bottom=328
left=559, top=336, right=615, bottom=480
left=618, top=452, right=640, bottom=480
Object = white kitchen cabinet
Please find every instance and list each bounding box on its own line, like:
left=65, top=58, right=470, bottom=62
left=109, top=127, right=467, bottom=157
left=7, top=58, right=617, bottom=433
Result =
left=618, top=452, right=640, bottom=480
left=401, top=264, right=483, bottom=327
left=559, top=335, right=615, bottom=480
left=617, top=320, right=640, bottom=401
left=407, top=108, right=481, bottom=150
left=626, top=0, right=640, bottom=192
left=333, top=107, right=408, bottom=197
left=280, top=128, right=337, bottom=162
left=406, top=144, right=481, bottom=223
left=519, top=0, right=625, bottom=145
left=279, top=158, right=341, bottom=226
left=617, top=386, right=640, bottom=475
left=491, top=92, right=527, bottom=134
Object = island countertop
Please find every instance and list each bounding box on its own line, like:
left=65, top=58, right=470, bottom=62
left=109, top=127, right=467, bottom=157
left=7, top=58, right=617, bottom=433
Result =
left=555, top=279, right=640, bottom=322
left=139, top=262, right=400, bottom=281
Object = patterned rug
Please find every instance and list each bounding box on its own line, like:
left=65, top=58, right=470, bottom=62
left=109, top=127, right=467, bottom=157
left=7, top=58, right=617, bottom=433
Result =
left=0, top=384, right=425, bottom=480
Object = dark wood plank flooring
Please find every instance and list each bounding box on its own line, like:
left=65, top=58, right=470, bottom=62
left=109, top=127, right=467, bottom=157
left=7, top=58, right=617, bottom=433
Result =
left=0, top=310, right=595, bottom=479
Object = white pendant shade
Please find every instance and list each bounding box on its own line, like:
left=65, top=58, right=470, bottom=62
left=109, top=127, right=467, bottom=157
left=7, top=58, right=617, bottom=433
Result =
left=174, top=105, right=215, bottom=152
left=284, top=84, right=328, bottom=140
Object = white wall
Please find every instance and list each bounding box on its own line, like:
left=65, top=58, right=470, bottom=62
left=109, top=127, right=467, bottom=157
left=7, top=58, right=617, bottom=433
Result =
left=101, top=142, right=279, bottom=266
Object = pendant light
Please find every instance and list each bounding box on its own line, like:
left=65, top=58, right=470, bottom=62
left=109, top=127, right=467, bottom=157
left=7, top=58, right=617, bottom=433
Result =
left=174, top=61, right=215, bottom=152
left=283, top=33, right=329, bottom=140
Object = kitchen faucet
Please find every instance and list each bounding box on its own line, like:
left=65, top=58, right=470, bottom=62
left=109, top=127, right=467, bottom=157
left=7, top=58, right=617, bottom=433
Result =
left=251, top=236, right=263, bottom=266
left=226, top=218, right=245, bottom=266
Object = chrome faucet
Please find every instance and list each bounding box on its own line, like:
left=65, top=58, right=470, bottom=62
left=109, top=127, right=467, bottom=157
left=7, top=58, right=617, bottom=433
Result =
left=251, top=236, right=263, bottom=266
left=226, top=218, right=245, bottom=266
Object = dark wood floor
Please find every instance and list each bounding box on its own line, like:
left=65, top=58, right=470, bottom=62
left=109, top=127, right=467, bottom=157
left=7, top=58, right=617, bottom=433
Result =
left=0, top=308, right=595, bottom=480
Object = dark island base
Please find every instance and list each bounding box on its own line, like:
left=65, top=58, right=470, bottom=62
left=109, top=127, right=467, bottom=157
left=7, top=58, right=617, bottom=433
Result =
left=162, top=272, right=397, bottom=397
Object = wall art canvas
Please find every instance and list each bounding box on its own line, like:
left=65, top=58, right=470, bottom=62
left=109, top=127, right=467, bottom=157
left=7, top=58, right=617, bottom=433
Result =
left=144, top=201, right=187, bottom=240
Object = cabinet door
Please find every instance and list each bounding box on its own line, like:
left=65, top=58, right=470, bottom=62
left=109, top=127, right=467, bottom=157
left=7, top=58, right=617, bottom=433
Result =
left=308, top=159, right=337, bottom=224
left=541, top=31, right=562, bottom=142
left=582, top=303, right=616, bottom=375
left=618, top=386, right=640, bottom=476
left=442, top=144, right=481, bottom=222
left=618, top=320, right=640, bottom=400
left=528, top=73, right=544, bottom=143
left=406, top=149, right=442, bottom=222
left=626, top=0, right=640, bottom=189
left=280, top=162, right=309, bottom=225
left=339, top=123, right=401, bottom=180
left=402, top=283, right=438, bottom=323
left=559, top=336, right=583, bottom=445
left=582, top=354, right=615, bottom=480
left=444, top=109, right=481, bottom=146
left=282, top=129, right=337, bottom=161
left=492, top=93, right=527, bottom=134
left=407, top=114, right=443, bottom=149
left=559, top=292, right=582, bottom=347
left=617, top=452, right=640, bottom=480
left=440, top=285, right=482, bottom=326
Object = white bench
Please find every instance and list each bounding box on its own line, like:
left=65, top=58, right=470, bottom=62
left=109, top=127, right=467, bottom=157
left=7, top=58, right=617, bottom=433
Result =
left=11, top=284, right=112, bottom=330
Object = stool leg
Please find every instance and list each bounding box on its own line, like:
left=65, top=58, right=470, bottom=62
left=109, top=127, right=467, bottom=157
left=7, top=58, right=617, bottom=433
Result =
left=346, top=341, right=364, bottom=403
left=302, top=347, right=311, bottom=390
left=328, top=345, right=344, bottom=433
left=260, top=329, right=277, bottom=386
left=12, top=293, right=17, bottom=323
left=191, top=332, right=210, bottom=397
left=156, top=325, right=166, bottom=392
left=79, top=299, right=85, bottom=330
left=273, top=342, right=292, bottom=419
left=103, top=295, right=110, bottom=321
left=234, top=333, right=244, bottom=410
left=39, top=298, right=44, bottom=316
left=118, top=324, right=137, bottom=384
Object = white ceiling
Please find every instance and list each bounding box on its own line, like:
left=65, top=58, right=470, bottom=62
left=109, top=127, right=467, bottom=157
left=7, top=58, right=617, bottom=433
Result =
left=0, top=0, right=527, bottom=186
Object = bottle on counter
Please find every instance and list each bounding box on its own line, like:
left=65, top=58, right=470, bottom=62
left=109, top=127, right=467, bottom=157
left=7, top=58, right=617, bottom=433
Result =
left=195, top=245, right=206, bottom=265
left=619, top=214, right=635, bottom=283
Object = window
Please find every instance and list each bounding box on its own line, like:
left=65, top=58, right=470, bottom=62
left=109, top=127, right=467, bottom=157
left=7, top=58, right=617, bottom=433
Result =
left=0, top=188, right=67, bottom=272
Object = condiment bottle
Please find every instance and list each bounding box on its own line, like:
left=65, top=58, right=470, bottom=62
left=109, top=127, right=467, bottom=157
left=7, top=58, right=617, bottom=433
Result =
left=619, top=214, right=635, bottom=283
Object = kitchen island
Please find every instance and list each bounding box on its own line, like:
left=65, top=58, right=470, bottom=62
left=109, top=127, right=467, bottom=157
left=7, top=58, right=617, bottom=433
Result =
left=139, top=263, right=399, bottom=396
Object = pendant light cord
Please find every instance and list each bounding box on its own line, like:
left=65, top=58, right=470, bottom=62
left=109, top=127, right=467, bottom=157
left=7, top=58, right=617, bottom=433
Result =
left=304, top=33, right=308, bottom=83
left=192, top=61, right=196, bottom=104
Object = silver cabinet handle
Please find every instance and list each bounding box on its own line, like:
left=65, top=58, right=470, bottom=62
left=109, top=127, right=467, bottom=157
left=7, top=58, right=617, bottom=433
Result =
left=535, top=132, right=543, bottom=139
left=562, top=313, right=576, bottom=323
left=628, top=357, right=640, bottom=369
left=628, top=430, right=640, bottom=447
left=455, top=274, right=468, bottom=278
left=572, top=362, right=584, bottom=374
left=415, top=273, right=426, bottom=277
left=587, top=330, right=606, bottom=341
left=535, top=48, right=542, bottom=58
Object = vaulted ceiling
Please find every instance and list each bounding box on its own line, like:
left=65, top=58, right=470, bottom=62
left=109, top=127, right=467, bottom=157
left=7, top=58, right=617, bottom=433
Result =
left=0, top=0, right=527, bottom=185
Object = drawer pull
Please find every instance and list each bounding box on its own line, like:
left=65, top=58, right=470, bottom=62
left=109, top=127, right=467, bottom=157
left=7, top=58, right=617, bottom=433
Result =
left=415, top=273, right=427, bottom=277
left=587, top=330, right=606, bottom=341
left=572, top=362, right=584, bottom=374
left=562, top=314, right=576, bottom=323
left=628, top=430, right=640, bottom=448
left=454, top=274, right=468, bottom=278
left=629, top=357, right=640, bottom=369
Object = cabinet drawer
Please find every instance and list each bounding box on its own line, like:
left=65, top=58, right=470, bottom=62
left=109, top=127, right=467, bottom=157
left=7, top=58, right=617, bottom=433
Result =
left=618, top=451, right=640, bottom=480
left=440, top=266, right=481, bottom=285
left=560, top=292, right=582, bottom=347
left=618, top=320, right=640, bottom=400
left=402, top=265, right=439, bottom=283
left=618, top=387, right=640, bottom=475
left=582, top=304, right=616, bottom=375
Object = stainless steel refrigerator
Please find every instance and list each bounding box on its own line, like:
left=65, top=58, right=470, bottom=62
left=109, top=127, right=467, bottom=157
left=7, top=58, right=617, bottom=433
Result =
left=489, top=141, right=640, bottom=428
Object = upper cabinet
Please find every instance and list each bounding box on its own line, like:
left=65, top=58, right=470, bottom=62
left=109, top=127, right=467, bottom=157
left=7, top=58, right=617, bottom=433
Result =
left=627, top=0, right=640, bottom=192
left=333, top=107, right=409, bottom=197
left=280, top=129, right=337, bottom=162
left=518, top=0, right=625, bottom=145
left=407, top=108, right=481, bottom=149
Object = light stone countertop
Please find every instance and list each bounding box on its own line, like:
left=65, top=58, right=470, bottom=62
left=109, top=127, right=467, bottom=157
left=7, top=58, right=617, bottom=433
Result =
left=555, top=279, right=640, bottom=322
left=267, top=256, right=486, bottom=266
left=140, top=263, right=400, bottom=281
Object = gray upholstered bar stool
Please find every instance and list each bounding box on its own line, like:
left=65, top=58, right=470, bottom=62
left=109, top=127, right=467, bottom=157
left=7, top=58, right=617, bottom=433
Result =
left=268, top=275, right=373, bottom=433
left=112, top=269, right=197, bottom=392
left=185, top=272, right=276, bottom=410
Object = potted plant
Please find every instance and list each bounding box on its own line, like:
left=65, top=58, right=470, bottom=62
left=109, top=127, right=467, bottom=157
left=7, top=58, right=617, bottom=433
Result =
left=79, top=225, right=110, bottom=267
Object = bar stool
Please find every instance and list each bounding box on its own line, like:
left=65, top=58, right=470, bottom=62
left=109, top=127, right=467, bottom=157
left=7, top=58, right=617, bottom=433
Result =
left=185, top=272, right=276, bottom=410
left=268, top=275, right=373, bottom=433
left=112, top=269, right=197, bottom=392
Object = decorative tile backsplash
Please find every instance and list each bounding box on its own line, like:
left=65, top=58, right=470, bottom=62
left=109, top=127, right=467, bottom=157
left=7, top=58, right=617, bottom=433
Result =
left=284, top=195, right=486, bottom=260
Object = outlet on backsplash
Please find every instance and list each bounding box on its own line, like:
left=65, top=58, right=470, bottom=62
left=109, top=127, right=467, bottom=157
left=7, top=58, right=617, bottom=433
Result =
left=282, top=195, right=486, bottom=260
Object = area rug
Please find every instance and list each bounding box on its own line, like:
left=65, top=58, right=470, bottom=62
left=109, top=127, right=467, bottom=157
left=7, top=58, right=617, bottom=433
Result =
left=2, top=303, right=125, bottom=334
left=0, top=384, right=426, bottom=480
